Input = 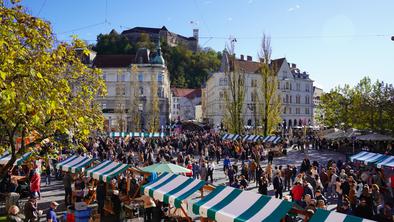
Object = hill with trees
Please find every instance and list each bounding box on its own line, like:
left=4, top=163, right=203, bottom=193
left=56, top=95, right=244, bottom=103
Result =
left=92, top=31, right=222, bottom=88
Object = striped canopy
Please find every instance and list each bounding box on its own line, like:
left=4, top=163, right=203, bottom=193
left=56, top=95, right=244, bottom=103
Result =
left=85, top=160, right=129, bottom=182
left=310, top=209, right=375, bottom=222
left=192, top=186, right=293, bottom=222
left=56, top=155, right=93, bottom=173
left=350, top=151, right=386, bottom=164
left=242, top=135, right=261, bottom=142
left=376, top=155, right=394, bottom=168
left=0, top=152, right=31, bottom=166
left=222, top=134, right=240, bottom=141
left=142, top=173, right=205, bottom=208
left=109, top=132, right=165, bottom=138
left=262, top=135, right=281, bottom=144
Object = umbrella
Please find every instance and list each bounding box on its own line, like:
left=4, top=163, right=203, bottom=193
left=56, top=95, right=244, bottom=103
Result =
left=141, top=163, right=191, bottom=174
left=356, top=133, right=394, bottom=141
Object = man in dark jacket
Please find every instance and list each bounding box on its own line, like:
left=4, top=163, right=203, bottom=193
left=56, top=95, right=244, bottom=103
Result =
left=96, top=181, right=106, bottom=217
left=24, top=194, right=42, bottom=222
left=273, top=172, right=283, bottom=199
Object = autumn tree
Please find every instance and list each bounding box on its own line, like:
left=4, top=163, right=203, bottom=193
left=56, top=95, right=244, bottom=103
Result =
left=149, top=73, right=160, bottom=132
left=258, top=34, right=282, bottom=136
left=129, top=65, right=141, bottom=131
left=223, top=40, right=245, bottom=134
left=0, top=1, right=106, bottom=177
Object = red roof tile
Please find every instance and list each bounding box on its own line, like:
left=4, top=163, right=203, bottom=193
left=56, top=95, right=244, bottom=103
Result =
left=171, top=88, right=201, bottom=99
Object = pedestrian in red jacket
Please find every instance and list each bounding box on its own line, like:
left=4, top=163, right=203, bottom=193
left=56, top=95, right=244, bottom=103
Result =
left=291, top=182, right=304, bottom=206
left=30, top=167, right=41, bottom=199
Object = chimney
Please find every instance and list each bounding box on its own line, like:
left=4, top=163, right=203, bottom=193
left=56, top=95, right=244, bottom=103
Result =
left=240, top=54, right=244, bottom=60
left=247, top=55, right=252, bottom=61
left=291, top=63, right=296, bottom=68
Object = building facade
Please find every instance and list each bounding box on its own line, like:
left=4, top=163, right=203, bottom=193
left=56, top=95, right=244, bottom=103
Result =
left=204, top=56, right=314, bottom=130
left=275, top=58, right=314, bottom=129
left=121, top=26, right=198, bottom=52
left=170, top=88, right=202, bottom=121
left=93, top=45, right=171, bottom=132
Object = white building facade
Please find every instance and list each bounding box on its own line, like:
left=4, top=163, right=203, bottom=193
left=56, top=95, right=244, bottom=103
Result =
left=93, top=46, right=171, bottom=132
left=204, top=56, right=314, bottom=130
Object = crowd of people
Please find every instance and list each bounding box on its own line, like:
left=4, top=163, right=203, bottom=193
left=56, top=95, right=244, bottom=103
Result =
left=1, top=130, right=393, bottom=221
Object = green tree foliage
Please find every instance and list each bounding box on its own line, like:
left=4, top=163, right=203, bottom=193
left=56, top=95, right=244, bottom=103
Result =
left=223, top=42, right=245, bottom=134
left=136, top=33, right=155, bottom=51
left=258, top=35, right=282, bottom=136
left=93, top=30, right=135, bottom=55
left=0, top=0, right=106, bottom=176
left=318, top=77, right=394, bottom=134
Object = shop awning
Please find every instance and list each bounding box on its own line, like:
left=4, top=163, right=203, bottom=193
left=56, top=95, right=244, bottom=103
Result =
left=192, top=186, right=293, bottom=222
left=85, top=160, right=129, bottom=182
left=56, top=155, right=93, bottom=173
left=350, top=151, right=386, bottom=164
left=309, top=209, right=375, bottom=222
left=0, top=151, right=31, bottom=166
left=262, top=135, right=281, bottom=144
left=242, top=135, right=261, bottom=142
left=222, top=134, right=240, bottom=141
left=376, top=155, right=394, bottom=168
left=142, top=173, right=205, bottom=208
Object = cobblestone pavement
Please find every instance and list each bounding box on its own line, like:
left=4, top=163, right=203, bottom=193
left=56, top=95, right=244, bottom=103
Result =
left=35, top=148, right=345, bottom=221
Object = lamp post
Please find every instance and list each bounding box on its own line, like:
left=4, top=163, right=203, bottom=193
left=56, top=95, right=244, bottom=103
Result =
left=391, top=36, right=394, bottom=41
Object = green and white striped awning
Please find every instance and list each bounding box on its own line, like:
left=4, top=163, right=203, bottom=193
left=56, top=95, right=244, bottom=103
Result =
left=0, top=151, right=31, bottom=166
left=142, top=173, right=205, bottom=208
left=109, top=132, right=165, bottom=138
left=56, top=155, right=93, bottom=173
left=310, top=209, right=375, bottom=222
left=85, top=160, right=129, bottom=182
left=192, top=186, right=293, bottom=222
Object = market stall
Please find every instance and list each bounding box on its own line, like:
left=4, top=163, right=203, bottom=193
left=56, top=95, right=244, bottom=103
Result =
left=222, top=134, right=240, bottom=141
left=141, top=172, right=206, bottom=221
left=309, top=209, right=375, bottom=222
left=0, top=151, right=32, bottom=166
left=261, top=135, right=281, bottom=144
left=350, top=151, right=387, bottom=165
left=56, top=155, right=94, bottom=173
left=242, top=135, right=261, bottom=143
left=192, top=185, right=296, bottom=222
left=376, top=155, right=394, bottom=168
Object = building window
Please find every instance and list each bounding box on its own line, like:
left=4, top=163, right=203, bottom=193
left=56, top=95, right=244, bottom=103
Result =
left=285, top=82, right=289, bottom=90
left=289, top=95, right=292, bottom=104
left=219, top=91, right=225, bottom=99
left=138, top=72, right=144, bottom=82
left=173, top=104, right=176, bottom=109
left=102, top=74, right=106, bottom=80
left=290, top=83, right=292, bottom=90
left=251, top=79, right=257, bottom=87
left=219, top=77, right=228, bottom=86
left=296, top=108, right=300, bottom=114
left=251, top=91, right=257, bottom=102
left=158, top=73, right=163, bottom=83
left=102, top=103, right=106, bottom=109
left=278, top=82, right=280, bottom=89
left=305, top=108, right=310, bottom=114
left=158, top=87, right=164, bottom=98
left=283, top=107, right=286, bottom=114
left=139, top=87, right=144, bottom=96
left=305, top=96, right=310, bottom=104
left=296, top=83, right=300, bottom=91
left=116, top=85, right=125, bottom=96
left=289, top=107, right=292, bottom=114
left=177, top=104, right=180, bottom=109
left=285, top=94, right=289, bottom=103
left=305, top=84, right=310, bottom=92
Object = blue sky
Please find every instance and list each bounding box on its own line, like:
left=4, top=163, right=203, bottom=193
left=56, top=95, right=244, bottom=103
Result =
left=20, top=0, right=394, bottom=91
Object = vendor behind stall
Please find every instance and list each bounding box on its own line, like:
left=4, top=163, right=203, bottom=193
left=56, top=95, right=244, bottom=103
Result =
left=111, top=190, right=122, bottom=222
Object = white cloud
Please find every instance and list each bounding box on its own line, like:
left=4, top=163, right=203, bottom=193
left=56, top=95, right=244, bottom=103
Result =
left=288, top=4, right=301, bottom=12
left=248, top=0, right=254, bottom=4
left=227, top=17, right=233, bottom=21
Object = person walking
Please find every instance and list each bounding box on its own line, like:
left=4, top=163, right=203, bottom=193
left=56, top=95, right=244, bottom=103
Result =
left=24, top=194, right=42, bottom=222
left=29, top=166, right=41, bottom=199
left=63, top=172, right=72, bottom=206
left=273, top=172, right=284, bottom=199
left=46, top=201, right=59, bottom=222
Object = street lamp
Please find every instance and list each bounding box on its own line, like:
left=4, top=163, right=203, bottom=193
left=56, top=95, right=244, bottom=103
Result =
left=391, top=36, right=394, bottom=41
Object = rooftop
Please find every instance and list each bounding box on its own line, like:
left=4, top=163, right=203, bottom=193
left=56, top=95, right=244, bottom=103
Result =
left=171, top=88, right=202, bottom=99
